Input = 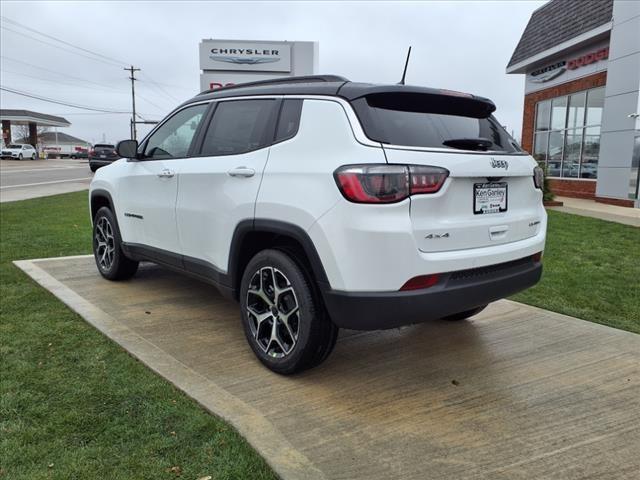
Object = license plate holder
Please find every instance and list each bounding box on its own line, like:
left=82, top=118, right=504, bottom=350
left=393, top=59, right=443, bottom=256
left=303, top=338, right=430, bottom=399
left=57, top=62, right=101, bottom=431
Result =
left=474, top=182, right=508, bottom=214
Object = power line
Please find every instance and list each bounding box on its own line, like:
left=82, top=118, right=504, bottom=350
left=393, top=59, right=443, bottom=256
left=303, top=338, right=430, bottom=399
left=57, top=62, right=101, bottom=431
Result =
left=0, top=68, right=128, bottom=94
left=139, top=72, right=180, bottom=102
left=136, top=93, right=169, bottom=113
left=1, top=15, right=128, bottom=67
left=1, top=26, right=124, bottom=68
left=0, top=56, right=126, bottom=91
left=0, top=86, right=130, bottom=113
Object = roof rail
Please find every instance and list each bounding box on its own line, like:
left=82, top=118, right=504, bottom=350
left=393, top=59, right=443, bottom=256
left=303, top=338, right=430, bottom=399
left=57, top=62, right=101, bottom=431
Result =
left=197, top=75, right=349, bottom=95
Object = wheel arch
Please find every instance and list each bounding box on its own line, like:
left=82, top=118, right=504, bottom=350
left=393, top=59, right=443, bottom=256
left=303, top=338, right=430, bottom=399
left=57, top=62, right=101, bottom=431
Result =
left=90, top=189, right=116, bottom=222
left=229, top=219, right=330, bottom=301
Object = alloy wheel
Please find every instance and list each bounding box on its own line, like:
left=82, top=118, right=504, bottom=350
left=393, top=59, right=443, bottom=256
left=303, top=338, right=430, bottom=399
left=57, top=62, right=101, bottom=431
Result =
left=246, top=266, right=300, bottom=358
left=95, top=216, right=115, bottom=271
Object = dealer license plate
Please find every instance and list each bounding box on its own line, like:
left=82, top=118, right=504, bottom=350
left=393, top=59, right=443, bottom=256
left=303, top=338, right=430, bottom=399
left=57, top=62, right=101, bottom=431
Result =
left=474, top=182, right=507, bottom=214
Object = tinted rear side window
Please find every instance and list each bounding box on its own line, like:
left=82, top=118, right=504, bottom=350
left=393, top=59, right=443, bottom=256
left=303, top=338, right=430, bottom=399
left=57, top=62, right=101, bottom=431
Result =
left=201, top=99, right=278, bottom=156
left=275, top=99, right=303, bottom=143
left=352, top=94, right=521, bottom=153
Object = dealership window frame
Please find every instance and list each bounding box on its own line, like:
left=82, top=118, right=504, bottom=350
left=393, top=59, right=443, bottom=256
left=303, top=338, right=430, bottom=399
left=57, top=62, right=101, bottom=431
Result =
left=532, top=86, right=604, bottom=180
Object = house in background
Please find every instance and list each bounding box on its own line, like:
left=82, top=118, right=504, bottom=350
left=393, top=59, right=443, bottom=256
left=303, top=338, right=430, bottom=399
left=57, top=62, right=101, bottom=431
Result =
left=17, top=131, right=91, bottom=158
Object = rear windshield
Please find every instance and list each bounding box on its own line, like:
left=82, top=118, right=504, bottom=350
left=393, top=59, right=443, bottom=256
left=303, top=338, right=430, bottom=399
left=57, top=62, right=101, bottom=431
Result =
left=352, top=94, right=521, bottom=153
left=94, top=144, right=114, bottom=148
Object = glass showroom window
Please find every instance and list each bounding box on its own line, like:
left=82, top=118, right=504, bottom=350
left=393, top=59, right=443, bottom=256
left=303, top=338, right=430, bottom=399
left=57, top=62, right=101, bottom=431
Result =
left=532, top=86, right=604, bottom=179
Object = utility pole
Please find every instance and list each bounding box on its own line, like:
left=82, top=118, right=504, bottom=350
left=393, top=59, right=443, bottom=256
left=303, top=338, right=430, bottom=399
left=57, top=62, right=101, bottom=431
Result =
left=124, top=65, right=141, bottom=140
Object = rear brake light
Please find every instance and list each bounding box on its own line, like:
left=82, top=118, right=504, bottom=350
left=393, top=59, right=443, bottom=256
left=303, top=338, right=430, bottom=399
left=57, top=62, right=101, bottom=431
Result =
left=334, top=164, right=448, bottom=204
left=400, top=274, right=440, bottom=291
left=533, top=252, right=543, bottom=262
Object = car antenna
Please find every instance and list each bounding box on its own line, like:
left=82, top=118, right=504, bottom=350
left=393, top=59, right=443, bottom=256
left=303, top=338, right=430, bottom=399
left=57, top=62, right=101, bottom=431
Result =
left=398, top=46, right=412, bottom=85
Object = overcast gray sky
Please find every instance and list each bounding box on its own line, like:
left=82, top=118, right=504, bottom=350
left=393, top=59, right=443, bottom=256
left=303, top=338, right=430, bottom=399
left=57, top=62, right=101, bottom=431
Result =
left=0, top=0, right=545, bottom=145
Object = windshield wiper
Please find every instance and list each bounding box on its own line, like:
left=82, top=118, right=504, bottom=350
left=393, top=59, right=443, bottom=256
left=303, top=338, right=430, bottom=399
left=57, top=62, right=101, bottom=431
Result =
left=442, top=137, right=493, bottom=151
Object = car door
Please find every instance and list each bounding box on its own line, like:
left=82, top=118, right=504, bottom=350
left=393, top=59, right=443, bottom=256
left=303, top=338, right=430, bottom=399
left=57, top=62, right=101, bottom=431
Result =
left=176, top=97, right=280, bottom=277
left=117, top=102, right=209, bottom=264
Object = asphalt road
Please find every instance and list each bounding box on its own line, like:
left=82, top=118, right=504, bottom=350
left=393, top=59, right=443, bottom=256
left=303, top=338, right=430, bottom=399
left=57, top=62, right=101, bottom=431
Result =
left=0, top=158, right=93, bottom=203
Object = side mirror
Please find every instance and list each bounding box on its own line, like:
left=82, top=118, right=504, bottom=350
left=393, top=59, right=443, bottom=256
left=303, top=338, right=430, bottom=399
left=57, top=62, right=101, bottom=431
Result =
left=116, top=139, right=139, bottom=159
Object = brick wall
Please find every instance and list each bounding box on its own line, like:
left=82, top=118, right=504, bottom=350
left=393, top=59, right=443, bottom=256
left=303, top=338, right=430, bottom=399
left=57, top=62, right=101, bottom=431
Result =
left=521, top=71, right=608, bottom=201
left=548, top=179, right=596, bottom=199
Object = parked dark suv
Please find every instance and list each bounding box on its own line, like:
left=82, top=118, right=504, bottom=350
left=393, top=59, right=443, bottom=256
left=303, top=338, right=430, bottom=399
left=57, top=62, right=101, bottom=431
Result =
left=89, top=144, right=118, bottom=172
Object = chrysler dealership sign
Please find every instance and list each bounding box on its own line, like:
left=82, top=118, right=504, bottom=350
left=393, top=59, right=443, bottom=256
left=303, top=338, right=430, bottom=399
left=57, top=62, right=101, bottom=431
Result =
left=525, top=41, right=610, bottom=93
left=199, top=40, right=292, bottom=72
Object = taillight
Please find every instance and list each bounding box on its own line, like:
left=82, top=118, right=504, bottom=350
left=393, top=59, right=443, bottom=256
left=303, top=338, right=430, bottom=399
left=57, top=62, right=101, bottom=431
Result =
left=400, top=274, right=440, bottom=291
left=533, top=166, right=544, bottom=190
left=334, top=164, right=448, bottom=204
left=532, top=252, right=543, bottom=262
left=89, top=149, right=95, bottom=156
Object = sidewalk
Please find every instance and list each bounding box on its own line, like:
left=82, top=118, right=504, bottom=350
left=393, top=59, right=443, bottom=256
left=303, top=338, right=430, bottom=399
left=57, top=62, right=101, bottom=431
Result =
left=548, top=196, right=640, bottom=227
left=14, top=255, right=640, bottom=480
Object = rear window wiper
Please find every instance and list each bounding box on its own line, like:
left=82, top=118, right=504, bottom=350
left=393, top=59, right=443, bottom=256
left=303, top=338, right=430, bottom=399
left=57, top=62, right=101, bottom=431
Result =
left=442, top=137, right=493, bottom=151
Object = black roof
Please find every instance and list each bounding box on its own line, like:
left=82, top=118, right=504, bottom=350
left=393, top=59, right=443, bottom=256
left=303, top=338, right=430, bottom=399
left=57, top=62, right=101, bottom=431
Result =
left=507, top=0, right=613, bottom=68
left=184, top=75, right=496, bottom=114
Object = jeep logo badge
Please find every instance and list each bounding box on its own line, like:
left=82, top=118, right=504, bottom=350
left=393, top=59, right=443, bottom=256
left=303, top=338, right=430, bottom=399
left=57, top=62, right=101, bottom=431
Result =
left=490, top=158, right=509, bottom=170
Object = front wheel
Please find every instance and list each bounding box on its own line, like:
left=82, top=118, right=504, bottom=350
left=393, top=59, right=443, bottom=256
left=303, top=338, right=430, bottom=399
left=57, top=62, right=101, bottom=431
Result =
left=240, top=249, right=338, bottom=375
left=92, top=206, right=138, bottom=280
left=18, top=154, right=23, bottom=160
left=442, top=305, right=487, bottom=321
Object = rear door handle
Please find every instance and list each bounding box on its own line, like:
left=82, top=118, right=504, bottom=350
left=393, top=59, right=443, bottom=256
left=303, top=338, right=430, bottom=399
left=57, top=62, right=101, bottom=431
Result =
left=227, top=166, right=255, bottom=178
left=157, top=168, right=175, bottom=178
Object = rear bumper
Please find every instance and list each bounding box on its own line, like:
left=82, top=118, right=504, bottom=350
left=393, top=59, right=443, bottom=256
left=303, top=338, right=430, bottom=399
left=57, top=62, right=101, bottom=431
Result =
left=322, top=255, right=542, bottom=330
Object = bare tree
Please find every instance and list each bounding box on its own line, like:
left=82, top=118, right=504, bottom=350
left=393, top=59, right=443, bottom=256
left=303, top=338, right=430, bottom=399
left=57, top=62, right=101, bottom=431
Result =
left=13, top=125, right=51, bottom=145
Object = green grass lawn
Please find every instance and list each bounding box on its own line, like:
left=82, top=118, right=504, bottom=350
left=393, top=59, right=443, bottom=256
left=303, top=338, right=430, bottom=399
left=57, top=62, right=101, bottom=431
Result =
left=511, top=209, right=639, bottom=334
left=1, top=192, right=638, bottom=479
left=0, top=191, right=276, bottom=480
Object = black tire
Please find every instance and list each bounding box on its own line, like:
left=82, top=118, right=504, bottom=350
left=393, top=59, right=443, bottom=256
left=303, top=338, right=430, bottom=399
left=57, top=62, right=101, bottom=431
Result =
left=90, top=164, right=98, bottom=172
left=442, top=305, right=488, bottom=321
left=92, top=206, right=138, bottom=280
left=240, top=249, right=338, bottom=375
left=31, top=153, right=36, bottom=160
left=18, top=154, right=23, bottom=160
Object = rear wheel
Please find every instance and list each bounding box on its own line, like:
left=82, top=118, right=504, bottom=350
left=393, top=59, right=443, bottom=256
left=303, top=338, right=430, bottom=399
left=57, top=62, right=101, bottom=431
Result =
left=92, top=206, right=138, bottom=280
left=31, top=153, right=36, bottom=160
left=442, top=305, right=487, bottom=321
left=240, top=249, right=338, bottom=375
left=90, top=164, right=98, bottom=172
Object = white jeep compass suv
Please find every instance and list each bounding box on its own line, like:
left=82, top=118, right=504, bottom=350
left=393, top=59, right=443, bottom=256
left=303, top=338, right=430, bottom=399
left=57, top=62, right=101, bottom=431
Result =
left=89, top=75, right=546, bottom=374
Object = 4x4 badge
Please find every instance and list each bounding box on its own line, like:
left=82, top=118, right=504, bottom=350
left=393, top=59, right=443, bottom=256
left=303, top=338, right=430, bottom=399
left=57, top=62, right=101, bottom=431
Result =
left=490, top=158, right=509, bottom=170
left=425, top=233, right=450, bottom=239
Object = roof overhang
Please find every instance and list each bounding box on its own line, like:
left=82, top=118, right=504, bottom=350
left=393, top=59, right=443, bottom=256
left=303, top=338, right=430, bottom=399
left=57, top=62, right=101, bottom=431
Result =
left=506, top=22, right=612, bottom=74
left=0, top=113, right=71, bottom=128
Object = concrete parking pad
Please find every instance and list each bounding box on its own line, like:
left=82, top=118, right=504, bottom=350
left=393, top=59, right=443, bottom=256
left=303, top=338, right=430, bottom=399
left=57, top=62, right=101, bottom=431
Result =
left=15, top=255, right=640, bottom=480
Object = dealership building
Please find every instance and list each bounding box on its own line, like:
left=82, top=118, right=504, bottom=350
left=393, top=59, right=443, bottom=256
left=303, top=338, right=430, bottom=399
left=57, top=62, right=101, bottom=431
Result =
left=507, top=0, right=639, bottom=207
